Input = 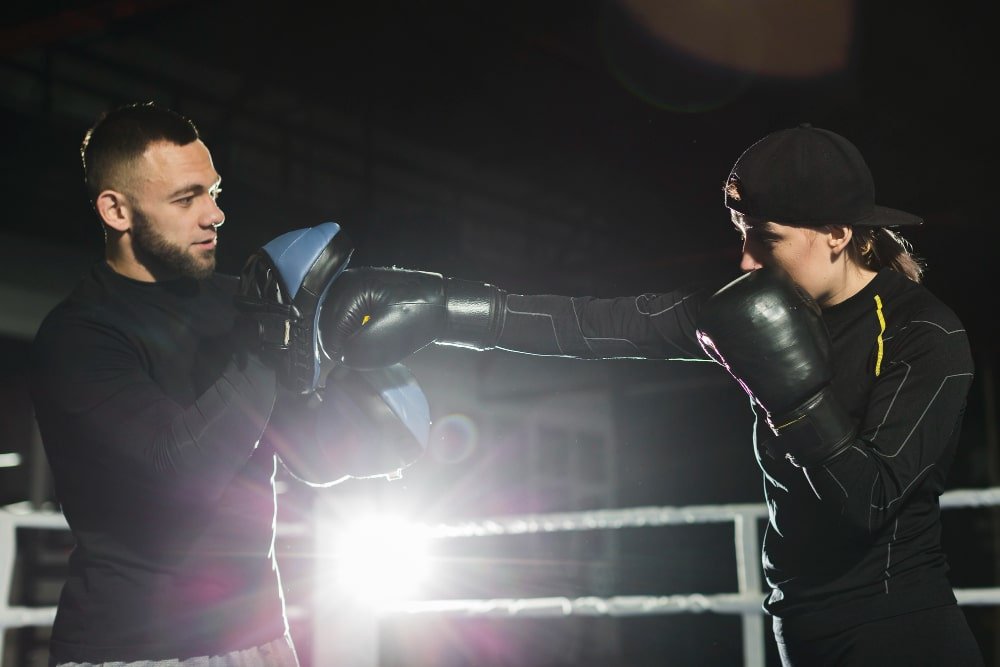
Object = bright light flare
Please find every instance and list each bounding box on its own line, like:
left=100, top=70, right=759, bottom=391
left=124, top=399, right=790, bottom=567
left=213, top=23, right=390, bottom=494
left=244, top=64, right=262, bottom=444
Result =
left=326, top=515, right=433, bottom=605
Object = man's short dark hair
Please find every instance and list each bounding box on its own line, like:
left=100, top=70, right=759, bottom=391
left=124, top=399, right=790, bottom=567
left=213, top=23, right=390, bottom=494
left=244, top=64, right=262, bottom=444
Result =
left=81, top=101, right=200, bottom=204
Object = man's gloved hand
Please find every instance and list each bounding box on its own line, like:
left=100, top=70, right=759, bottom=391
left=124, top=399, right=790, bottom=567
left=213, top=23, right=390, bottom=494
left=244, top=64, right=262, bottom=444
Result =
left=695, top=267, right=856, bottom=467
left=319, top=266, right=507, bottom=370
left=235, top=222, right=353, bottom=394
left=268, top=363, right=431, bottom=486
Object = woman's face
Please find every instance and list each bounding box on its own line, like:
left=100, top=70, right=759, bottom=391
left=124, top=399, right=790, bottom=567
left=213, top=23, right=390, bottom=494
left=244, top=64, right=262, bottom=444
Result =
left=732, top=211, right=842, bottom=306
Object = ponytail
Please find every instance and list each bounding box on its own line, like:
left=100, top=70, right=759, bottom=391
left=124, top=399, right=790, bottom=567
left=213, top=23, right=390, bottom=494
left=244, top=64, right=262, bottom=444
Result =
left=849, top=227, right=924, bottom=283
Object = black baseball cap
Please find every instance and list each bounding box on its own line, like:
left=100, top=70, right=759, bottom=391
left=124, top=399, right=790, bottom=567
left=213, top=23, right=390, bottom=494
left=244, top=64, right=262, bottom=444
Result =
left=723, top=123, right=923, bottom=227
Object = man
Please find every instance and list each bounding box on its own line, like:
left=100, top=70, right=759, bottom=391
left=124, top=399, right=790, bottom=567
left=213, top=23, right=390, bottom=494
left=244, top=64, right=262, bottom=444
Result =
left=319, top=124, right=984, bottom=665
left=29, top=102, right=426, bottom=666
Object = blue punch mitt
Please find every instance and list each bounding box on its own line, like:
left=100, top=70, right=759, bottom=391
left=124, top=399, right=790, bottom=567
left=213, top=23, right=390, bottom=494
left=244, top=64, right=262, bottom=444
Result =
left=236, top=222, right=353, bottom=393
left=273, top=363, right=431, bottom=486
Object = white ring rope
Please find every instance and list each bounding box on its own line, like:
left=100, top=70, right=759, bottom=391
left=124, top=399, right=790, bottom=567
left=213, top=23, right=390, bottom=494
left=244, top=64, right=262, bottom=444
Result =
left=3, top=487, right=1000, bottom=630
left=413, top=502, right=767, bottom=539
left=939, top=487, right=1000, bottom=508
left=384, top=486, right=1000, bottom=617
left=380, top=593, right=765, bottom=617
left=411, top=486, right=1000, bottom=540
left=381, top=590, right=1000, bottom=618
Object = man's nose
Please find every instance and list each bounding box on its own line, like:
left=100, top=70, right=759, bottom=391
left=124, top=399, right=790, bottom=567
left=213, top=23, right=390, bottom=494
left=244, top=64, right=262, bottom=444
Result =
left=204, top=198, right=225, bottom=229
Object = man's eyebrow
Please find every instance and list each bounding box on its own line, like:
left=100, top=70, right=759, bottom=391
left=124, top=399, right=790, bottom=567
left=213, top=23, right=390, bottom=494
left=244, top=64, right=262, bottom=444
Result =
left=167, top=177, right=222, bottom=199
left=167, top=183, right=207, bottom=199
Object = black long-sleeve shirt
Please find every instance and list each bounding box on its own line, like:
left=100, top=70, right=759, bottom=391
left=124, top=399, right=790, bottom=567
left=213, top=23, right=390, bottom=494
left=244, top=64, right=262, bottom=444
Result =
left=490, top=268, right=973, bottom=638
left=29, top=262, right=285, bottom=662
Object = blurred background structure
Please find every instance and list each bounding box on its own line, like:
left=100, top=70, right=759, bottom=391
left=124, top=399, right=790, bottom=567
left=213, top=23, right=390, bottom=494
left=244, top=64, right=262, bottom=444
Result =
left=1, top=1, right=998, bottom=665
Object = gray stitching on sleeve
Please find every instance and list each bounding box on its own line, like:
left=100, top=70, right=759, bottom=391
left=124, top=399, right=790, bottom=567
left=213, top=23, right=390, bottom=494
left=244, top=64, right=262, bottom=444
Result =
left=635, top=292, right=700, bottom=317
left=823, top=466, right=849, bottom=498
left=883, top=518, right=899, bottom=593
left=910, top=320, right=965, bottom=334
left=570, top=298, right=595, bottom=352
left=502, top=307, right=565, bottom=354
left=874, top=373, right=974, bottom=457
left=871, top=464, right=936, bottom=511
left=582, top=336, right=642, bottom=350
left=881, top=319, right=965, bottom=344
left=868, top=471, right=879, bottom=533
left=871, top=361, right=910, bottom=441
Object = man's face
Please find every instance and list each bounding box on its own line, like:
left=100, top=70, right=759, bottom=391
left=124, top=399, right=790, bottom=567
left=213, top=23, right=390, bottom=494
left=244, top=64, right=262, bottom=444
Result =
left=732, top=212, right=834, bottom=304
left=126, top=139, right=224, bottom=280
left=130, top=203, right=215, bottom=280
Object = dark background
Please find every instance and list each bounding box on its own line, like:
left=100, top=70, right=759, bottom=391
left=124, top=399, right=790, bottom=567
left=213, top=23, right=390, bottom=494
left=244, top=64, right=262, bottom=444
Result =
left=2, top=1, right=998, bottom=665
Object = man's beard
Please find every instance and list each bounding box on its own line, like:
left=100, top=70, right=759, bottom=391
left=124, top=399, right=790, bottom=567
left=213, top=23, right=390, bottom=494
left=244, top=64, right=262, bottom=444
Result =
left=131, top=207, right=215, bottom=280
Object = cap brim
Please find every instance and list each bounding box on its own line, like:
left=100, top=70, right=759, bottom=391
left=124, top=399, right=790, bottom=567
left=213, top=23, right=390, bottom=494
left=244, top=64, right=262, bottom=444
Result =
left=856, top=205, right=923, bottom=227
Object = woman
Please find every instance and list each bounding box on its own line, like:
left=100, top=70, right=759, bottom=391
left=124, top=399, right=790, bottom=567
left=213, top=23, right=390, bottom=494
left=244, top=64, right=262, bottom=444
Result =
left=321, top=123, right=984, bottom=666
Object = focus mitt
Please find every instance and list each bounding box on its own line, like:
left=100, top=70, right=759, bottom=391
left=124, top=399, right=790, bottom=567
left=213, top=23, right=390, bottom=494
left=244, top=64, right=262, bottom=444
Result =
left=271, top=362, right=430, bottom=486
left=236, top=222, right=353, bottom=393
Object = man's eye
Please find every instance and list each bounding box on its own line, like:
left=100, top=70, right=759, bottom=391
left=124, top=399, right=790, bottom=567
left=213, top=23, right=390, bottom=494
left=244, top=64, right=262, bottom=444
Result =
left=175, top=196, right=194, bottom=206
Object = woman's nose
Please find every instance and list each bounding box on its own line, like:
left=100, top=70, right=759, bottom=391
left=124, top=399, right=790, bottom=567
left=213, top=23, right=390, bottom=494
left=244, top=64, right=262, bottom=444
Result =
left=739, top=242, right=762, bottom=272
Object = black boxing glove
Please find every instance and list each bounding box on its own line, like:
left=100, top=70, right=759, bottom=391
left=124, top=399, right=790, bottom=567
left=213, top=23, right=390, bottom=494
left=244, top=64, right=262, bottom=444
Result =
left=235, top=222, right=353, bottom=394
left=695, top=267, right=856, bottom=467
left=318, top=266, right=507, bottom=370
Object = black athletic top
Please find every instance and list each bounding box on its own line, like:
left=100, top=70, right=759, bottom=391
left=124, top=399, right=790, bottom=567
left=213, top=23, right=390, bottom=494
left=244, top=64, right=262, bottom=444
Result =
left=29, top=262, right=285, bottom=662
left=492, top=268, right=974, bottom=638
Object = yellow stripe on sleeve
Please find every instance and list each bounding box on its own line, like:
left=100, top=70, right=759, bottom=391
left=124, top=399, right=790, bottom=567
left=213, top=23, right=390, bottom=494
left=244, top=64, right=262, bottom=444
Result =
left=874, top=295, right=885, bottom=376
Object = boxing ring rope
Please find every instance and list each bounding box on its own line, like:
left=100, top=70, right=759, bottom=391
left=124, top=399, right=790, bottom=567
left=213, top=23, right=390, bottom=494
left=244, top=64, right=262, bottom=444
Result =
left=4, top=489, right=1000, bottom=666
left=371, top=488, right=1000, bottom=666
left=0, top=505, right=66, bottom=635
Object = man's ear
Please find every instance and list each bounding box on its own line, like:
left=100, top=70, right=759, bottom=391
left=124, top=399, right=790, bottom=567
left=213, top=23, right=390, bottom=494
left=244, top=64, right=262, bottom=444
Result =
left=94, top=190, right=131, bottom=233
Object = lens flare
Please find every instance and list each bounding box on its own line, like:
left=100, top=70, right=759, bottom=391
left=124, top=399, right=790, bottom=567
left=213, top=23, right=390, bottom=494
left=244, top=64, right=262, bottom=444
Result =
left=323, top=515, right=433, bottom=605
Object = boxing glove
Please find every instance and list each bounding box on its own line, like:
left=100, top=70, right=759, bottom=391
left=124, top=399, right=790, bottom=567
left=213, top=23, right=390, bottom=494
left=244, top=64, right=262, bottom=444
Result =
left=235, top=222, right=353, bottom=394
left=319, top=266, right=507, bottom=369
left=695, top=267, right=856, bottom=467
